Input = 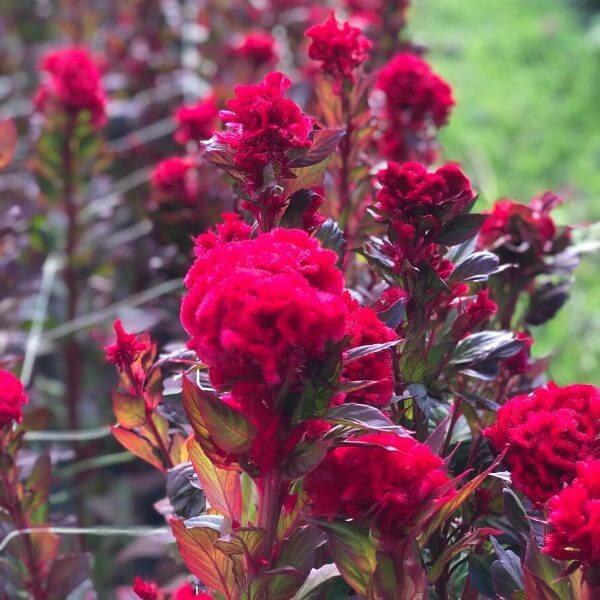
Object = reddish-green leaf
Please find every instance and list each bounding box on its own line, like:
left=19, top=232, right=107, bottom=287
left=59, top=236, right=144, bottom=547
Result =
left=0, top=119, right=17, bottom=170
left=113, top=391, right=146, bottom=428
left=188, top=439, right=242, bottom=522
left=171, top=519, right=238, bottom=599
left=111, top=425, right=165, bottom=472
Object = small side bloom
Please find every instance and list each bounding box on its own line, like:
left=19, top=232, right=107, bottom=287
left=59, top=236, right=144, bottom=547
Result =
left=0, top=369, right=28, bottom=427
left=233, top=32, right=278, bottom=67
left=543, top=460, right=600, bottom=565
left=132, top=577, right=158, bottom=600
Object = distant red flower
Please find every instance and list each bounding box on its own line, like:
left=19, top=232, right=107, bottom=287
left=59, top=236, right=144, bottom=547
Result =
left=340, top=293, right=397, bottom=408
left=218, top=72, right=313, bottom=189
left=133, top=577, right=158, bottom=600
left=0, top=369, right=28, bottom=427
left=233, top=32, right=278, bottom=67
left=181, top=228, right=346, bottom=388
left=35, top=47, right=106, bottom=125
left=502, top=332, right=533, bottom=376
left=193, top=213, right=252, bottom=256
left=477, top=193, right=566, bottom=266
left=150, top=157, right=196, bottom=205
left=376, top=52, right=454, bottom=130
left=452, top=289, right=498, bottom=340
left=376, top=162, right=474, bottom=232
left=305, top=431, right=454, bottom=539
left=484, top=383, right=600, bottom=504
left=306, top=14, right=372, bottom=85
left=174, top=95, right=218, bottom=145
left=543, top=460, right=600, bottom=565
left=375, top=53, right=454, bottom=163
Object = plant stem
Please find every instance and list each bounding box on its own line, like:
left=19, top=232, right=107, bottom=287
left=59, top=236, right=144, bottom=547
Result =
left=582, top=565, right=600, bottom=600
left=338, top=90, right=354, bottom=233
left=256, top=470, right=282, bottom=569
left=62, top=114, right=81, bottom=433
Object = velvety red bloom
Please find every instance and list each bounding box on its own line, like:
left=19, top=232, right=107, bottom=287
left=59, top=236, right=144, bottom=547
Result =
left=217, top=72, right=313, bottom=189
left=376, top=161, right=474, bottom=231
left=477, top=194, right=565, bottom=266
left=35, top=47, right=106, bottom=125
left=376, top=52, right=454, bottom=130
left=306, top=14, right=372, bottom=84
left=0, top=369, right=28, bottom=427
left=452, top=289, right=498, bottom=340
left=372, top=287, right=409, bottom=313
left=305, top=431, right=454, bottom=538
left=233, top=32, right=278, bottom=67
left=375, top=53, right=454, bottom=163
left=150, top=157, right=196, bottom=206
left=340, top=293, right=397, bottom=408
left=484, top=383, right=600, bottom=505
left=105, top=320, right=152, bottom=372
left=502, top=332, right=533, bottom=375
left=174, top=95, right=218, bottom=145
left=193, top=213, right=252, bottom=256
left=543, top=460, right=600, bottom=565
left=181, top=228, right=346, bottom=388
left=133, top=577, right=158, bottom=600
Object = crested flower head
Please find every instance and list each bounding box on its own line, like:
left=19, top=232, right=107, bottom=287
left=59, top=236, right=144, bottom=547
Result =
left=174, top=95, right=218, bottom=145
left=0, top=369, right=28, bottom=427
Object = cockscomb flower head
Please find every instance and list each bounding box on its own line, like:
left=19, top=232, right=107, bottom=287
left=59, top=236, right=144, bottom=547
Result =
left=150, top=156, right=196, bottom=206
left=193, top=213, right=252, bottom=256
left=0, top=369, right=28, bottom=427
left=452, top=289, right=498, bottom=340
left=376, top=161, right=474, bottom=232
left=306, top=14, right=372, bottom=86
left=233, top=32, right=278, bottom=67
left=543, top=460, right=600, bottom=565
left=484, top=383, right=600, bottom=504
left=217, top=72, right=313, bottom=189
left=35, top=47, right=106, bottom=125
left=181, top=228, right=346, bottom=388
left=305, top=431, right=455, bottom=539
left=174, top=95, right=218, bottom=145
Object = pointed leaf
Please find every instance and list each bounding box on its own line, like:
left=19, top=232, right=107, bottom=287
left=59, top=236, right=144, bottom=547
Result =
left=113, top=391, right=146, bottom=428
left=289, top=129, right=344, bottom=168
left=291, top=564, right=341, bottom=600
left=188, top=438, right=242, bottom=522
left=111, top=425, right=165, bottom=472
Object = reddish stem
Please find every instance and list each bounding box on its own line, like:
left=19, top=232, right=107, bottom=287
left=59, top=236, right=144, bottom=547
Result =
left=256, top=470, right=282, bottom=570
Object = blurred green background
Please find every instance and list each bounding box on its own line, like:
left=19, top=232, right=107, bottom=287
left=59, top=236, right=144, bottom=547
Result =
left=408, top=0, right=600, bottom=384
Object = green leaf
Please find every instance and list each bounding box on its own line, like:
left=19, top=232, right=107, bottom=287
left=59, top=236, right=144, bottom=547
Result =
left=291, top=564, right=341, bottom=600
left=436, top=214, right=487, bottom=246
left=503, top=487, right=530, bottom=535
left=111, top=425, right=165, bottom=472
left=246, top=567, right=306, bottom=600
left=215, top=527, right=266, bottom=561
left=171, top=519, right=238, bottom=599
left=112, top=391, right=146, bottom=428
left=276, top=525, right=328, bottom=576
left=188, top=439, right=242, bottom=522
left=183, top=377, right=256, bottom=454
left=325, top=403, right=411, bottom=436
left=313, top=520, right=377, bottom=596
left=281, top=440, right=332, bottom=479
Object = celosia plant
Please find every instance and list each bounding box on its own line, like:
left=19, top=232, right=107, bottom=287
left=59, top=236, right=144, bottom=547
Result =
left=3, top=2, right=598, bottom=599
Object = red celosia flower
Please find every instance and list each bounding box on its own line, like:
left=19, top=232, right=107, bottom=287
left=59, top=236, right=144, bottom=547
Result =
left=372, top=287, right=409, bottom=312
left=217, top=72, right=313, bottom=189
left=150, top=157, right=196, bottom=205
left=452, top=289, right=498, bottom=340
left=105, top=320, right=152, bottom=373
left=133, top=577, right=158, bottom=600
left=233, top=32, right=278, bottom=67
left=306, top=14, right=372, bottom=85
left=340, top=293, right=397, bottom=408
left=193, top=213, right=252, bottom=256
left=477, top=194, right=566, bottom=266
left=502, top=331, right=533, bottom=376
left=376, top=161, right=474, bottom=231
left=543, top=460, right=600, bottom=565
left=181, top=228, right=346, bottom=388
left=35, top=47, right=106, bottom=125
left=174, top=95, right=218, bottom=145
left=0, top=369, right=28, bottom=427
left=376, top=52, right=454, bottom=130
left=173, top=583, right=212, bottom=599
left=305, top=431, right=455, bottom=538
left=375, top=52, right=454, bottom=163
left=484, top=383, right=600, bottom=505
